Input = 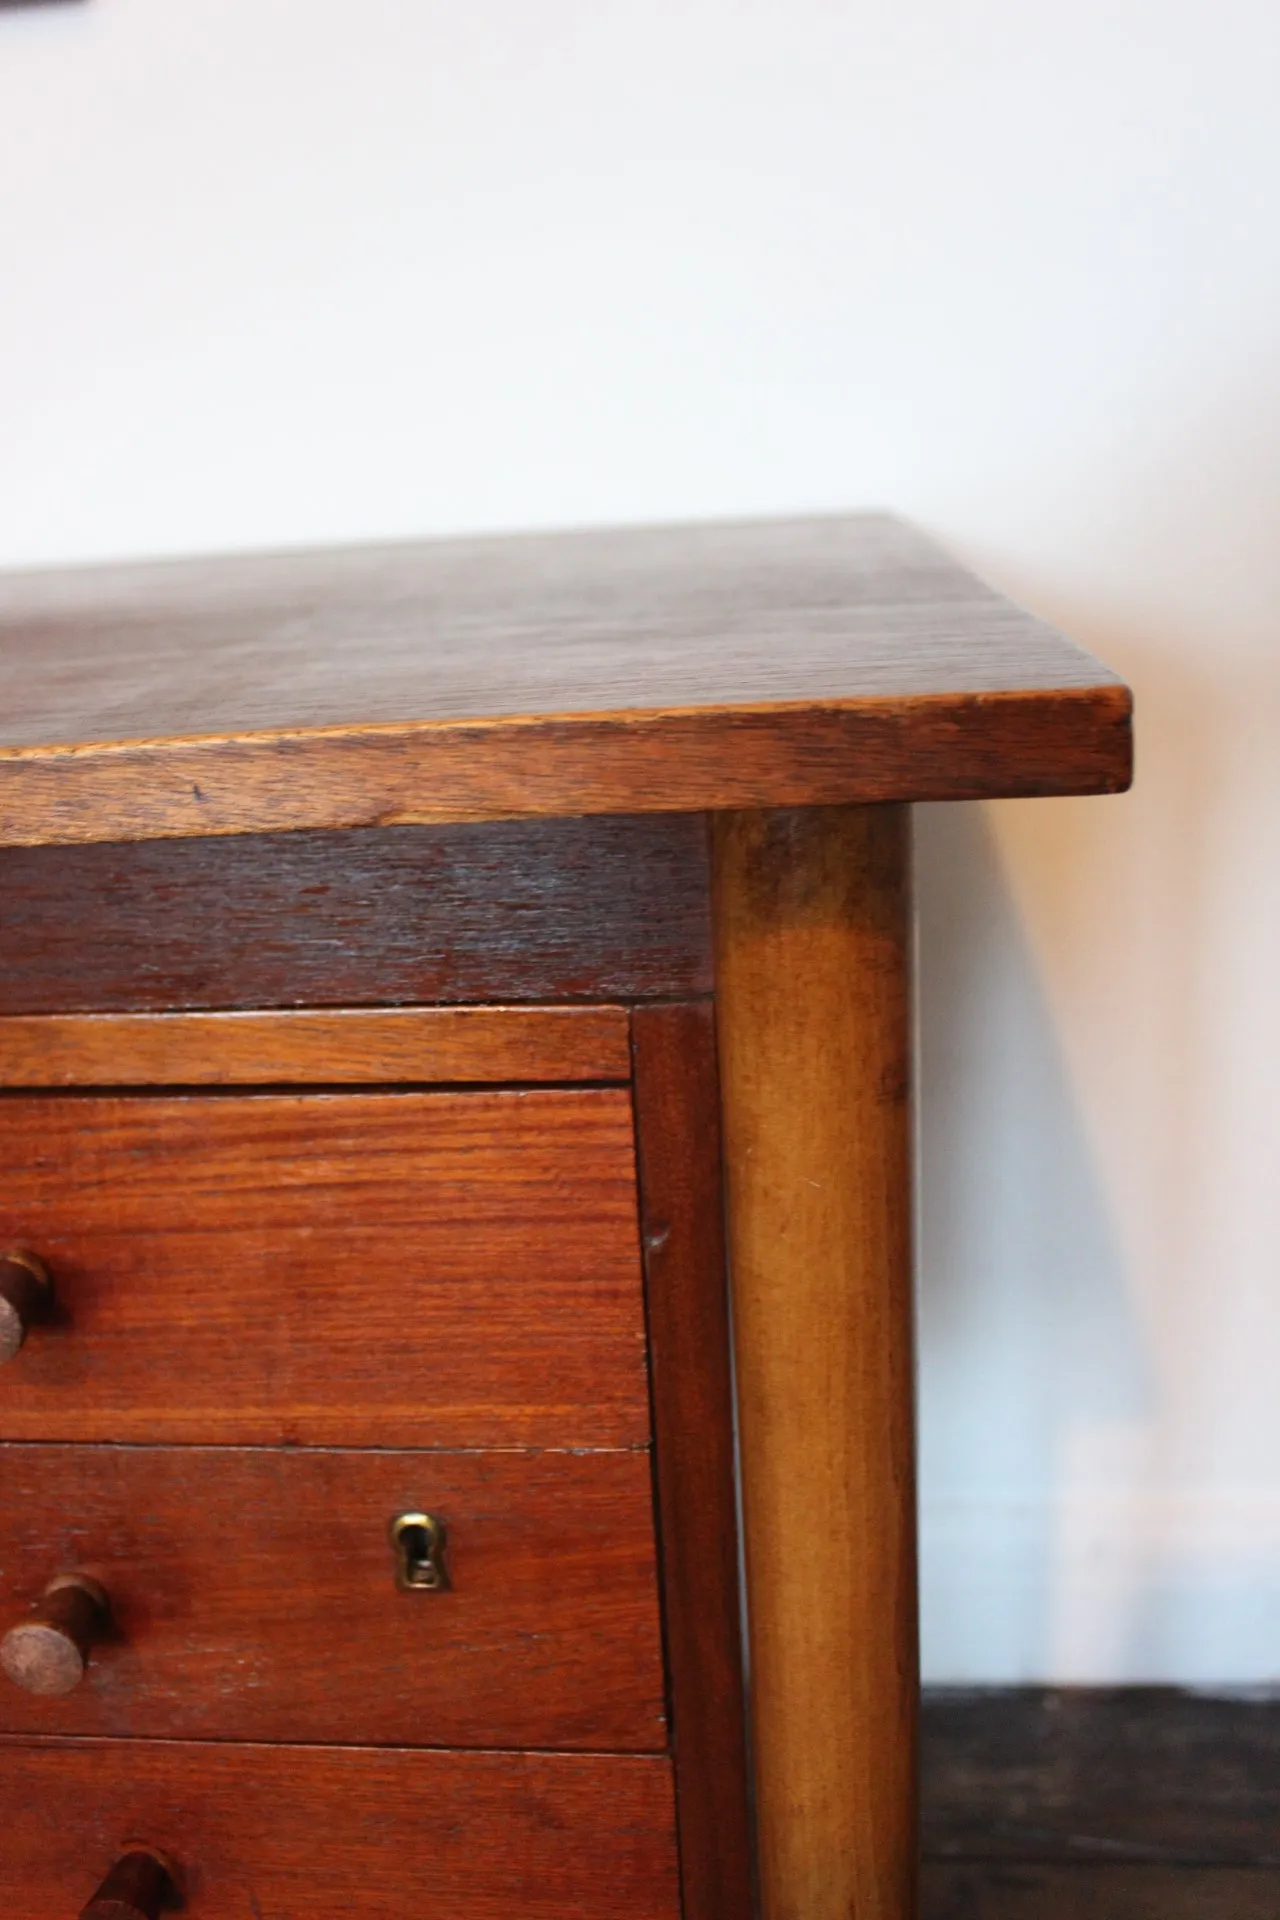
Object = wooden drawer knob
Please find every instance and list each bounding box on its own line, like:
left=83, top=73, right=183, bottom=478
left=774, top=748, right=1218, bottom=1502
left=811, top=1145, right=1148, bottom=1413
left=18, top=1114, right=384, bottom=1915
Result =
left=0, top=1249, right=50, bottom=1364
left=1, top=1573, right=109, bottom=1696
left=81, top=1849, right=180, bottom=1919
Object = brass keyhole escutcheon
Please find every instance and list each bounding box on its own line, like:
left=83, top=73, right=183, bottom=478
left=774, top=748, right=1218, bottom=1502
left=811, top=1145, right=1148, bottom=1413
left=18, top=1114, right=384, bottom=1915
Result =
left=390, top=1512, right=449, bottom=1592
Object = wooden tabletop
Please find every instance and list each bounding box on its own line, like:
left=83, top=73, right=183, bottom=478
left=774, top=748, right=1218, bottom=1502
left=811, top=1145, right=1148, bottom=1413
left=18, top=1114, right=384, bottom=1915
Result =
left=0, top=515, right=1130, bottom=845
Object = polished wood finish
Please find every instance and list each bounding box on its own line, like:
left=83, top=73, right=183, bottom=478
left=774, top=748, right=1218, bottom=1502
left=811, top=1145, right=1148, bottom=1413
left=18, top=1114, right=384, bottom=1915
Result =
left=0, top=1740, right=681, bottom=1917
left=0, top=1446, right=664, bottom=1749
left=0, top=816, right=712, bottom=1014
left=712, top=804, right=918, bottom=1920
left=0, top=518, right=1130, bottom=845
left=0, top=1248, right=48, bottom=1365
left=0, top=1005, right=630, bottom=1087
left=631, top=1002, right=754, bottom=1920
left=0, top=521, right=1136, bottom=1910
left=1, top=1576, right=109, bottom=1699
left=0, top=690, right=1130, bottom=847
left=0, top=1089, right=648, bottom=1447
left=81, top=1850, right=178, bottom=1920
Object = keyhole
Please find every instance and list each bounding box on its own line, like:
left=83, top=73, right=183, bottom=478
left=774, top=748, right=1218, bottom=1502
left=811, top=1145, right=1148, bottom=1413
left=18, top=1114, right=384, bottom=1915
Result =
left=390, top=1512, right=449, bottom=1592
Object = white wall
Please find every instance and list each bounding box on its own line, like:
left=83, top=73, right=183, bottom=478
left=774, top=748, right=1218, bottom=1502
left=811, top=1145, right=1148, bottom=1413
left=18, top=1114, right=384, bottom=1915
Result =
left=2, top=0, right=1278, bottom=1683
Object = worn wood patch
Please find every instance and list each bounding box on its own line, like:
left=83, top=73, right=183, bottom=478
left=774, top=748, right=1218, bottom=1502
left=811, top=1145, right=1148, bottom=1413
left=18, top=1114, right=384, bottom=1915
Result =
left=923, top=1688, right=1280, bottom=1867
left=0, top=814, right=712, bottom=1014
left=924, top=1863, right=1280, bottom=1918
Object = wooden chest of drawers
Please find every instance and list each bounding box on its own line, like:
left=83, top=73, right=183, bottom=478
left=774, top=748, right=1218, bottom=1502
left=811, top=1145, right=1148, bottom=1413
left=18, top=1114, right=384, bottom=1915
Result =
left=0, top=517, right=1130, bottom=1919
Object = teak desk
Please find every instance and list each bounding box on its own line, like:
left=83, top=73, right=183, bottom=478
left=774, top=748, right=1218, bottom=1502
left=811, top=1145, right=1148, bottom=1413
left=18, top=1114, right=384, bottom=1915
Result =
left=0, top=516, right=1130, bottom=1920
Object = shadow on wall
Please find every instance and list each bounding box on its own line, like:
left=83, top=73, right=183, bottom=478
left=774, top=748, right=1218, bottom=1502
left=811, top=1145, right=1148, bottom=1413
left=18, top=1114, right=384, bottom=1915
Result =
left=916, top=635, right=1280, bottom=1684
left=916, top=795, right=1145, bottom=1681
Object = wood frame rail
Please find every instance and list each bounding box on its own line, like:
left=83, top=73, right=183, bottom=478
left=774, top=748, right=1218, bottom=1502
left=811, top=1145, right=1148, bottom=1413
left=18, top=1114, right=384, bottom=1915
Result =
left=0, top=1006, right=631, bottom=1086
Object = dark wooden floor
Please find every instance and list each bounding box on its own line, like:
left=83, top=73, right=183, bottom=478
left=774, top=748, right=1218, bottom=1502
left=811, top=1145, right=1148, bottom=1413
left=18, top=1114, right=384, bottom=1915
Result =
left=922, top=1689, right=1280, bottom=1918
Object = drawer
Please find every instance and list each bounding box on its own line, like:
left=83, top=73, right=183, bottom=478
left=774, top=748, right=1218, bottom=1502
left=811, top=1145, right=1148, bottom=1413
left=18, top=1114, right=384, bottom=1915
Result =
left=0, top=1739, right=682, bottom=1918
left=0, top=1445, right=665, bottom=1750
left=0, top=1088, right=648, bottom=1447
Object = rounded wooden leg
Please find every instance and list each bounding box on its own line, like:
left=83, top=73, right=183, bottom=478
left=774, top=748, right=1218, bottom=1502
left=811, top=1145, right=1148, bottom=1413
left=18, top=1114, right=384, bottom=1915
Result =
left=712, top=804, right=918, bottom=1920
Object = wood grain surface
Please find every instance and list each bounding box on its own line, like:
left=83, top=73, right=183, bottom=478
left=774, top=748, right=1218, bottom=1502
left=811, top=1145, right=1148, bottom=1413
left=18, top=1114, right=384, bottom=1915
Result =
left=921, top=1687, right=1280, bottom=1916
left=0, top=1739, right=682, bottom=1917
left=923, top=1687, right=1280, bottom=1866
left=0, top=1006, right=631, bottom=1086
left=712, top=805, right=918, bottom=1920
left=0, top=1089, right=648, bottom=1447
left=0, top=517, right=1131, bottom=844
left=0, top=815, right=712, bottom=1014
left=923, top=1864, right=1280, bottom=1918
left=631, top=1003, right=754, bottom=1920
left=0, top=1445, right=665, bottom=1750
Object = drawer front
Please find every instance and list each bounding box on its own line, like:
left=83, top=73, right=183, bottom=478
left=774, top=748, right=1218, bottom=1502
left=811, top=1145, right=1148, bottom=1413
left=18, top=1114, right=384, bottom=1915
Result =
left=0, top=1445, right=665, bottom=1750
left=0, top=1740, right=682, bottom=1918
left=0, top=1088, right=648, bottom=1447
